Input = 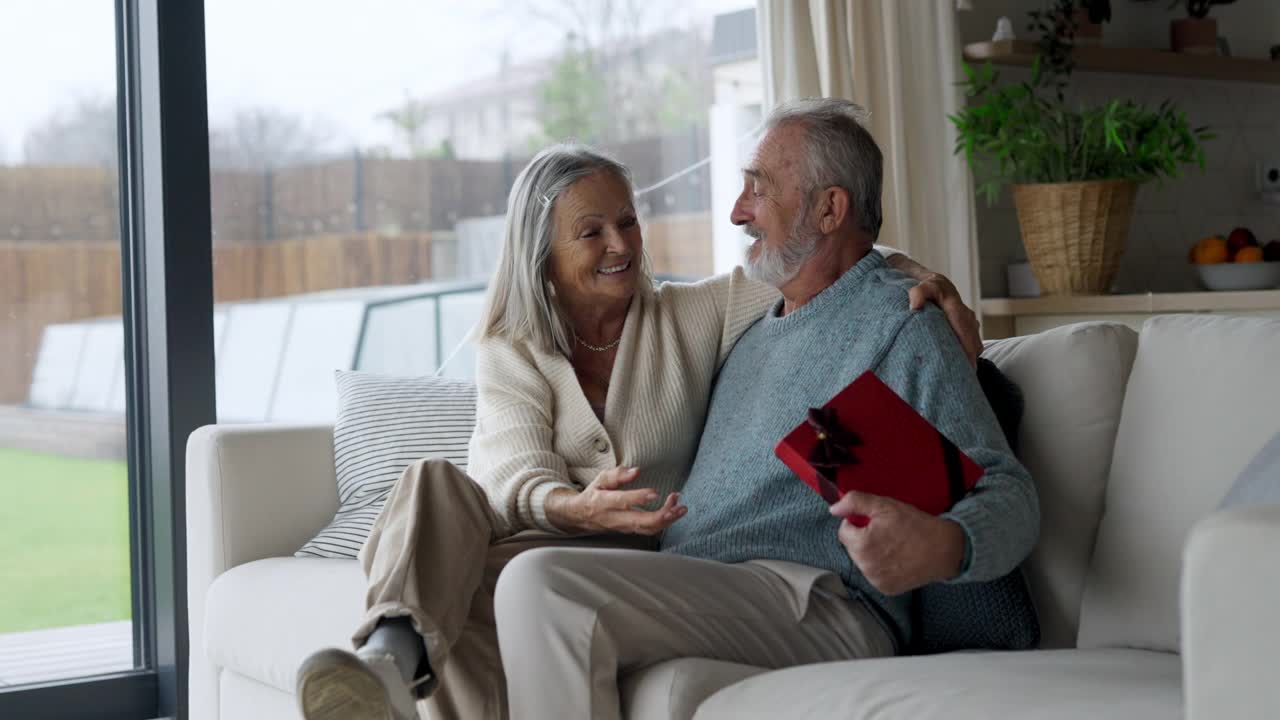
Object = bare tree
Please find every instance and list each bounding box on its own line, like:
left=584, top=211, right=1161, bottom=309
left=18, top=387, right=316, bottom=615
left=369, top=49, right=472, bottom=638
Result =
left=521, top=0, right=666, bottom=52
left=22, top=96, right=118, bottom=168
left=209, top=107, right=335, bottom=171
left=519, top=0, right=709, bottom=144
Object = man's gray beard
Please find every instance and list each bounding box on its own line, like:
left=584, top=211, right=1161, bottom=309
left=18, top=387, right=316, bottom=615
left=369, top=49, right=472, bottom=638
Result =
left=743, top=218, right=821, bottom=288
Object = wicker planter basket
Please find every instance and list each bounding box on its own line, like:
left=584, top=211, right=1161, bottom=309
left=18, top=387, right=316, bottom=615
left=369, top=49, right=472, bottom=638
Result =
left=1011, top=179, right=1138, bottom=296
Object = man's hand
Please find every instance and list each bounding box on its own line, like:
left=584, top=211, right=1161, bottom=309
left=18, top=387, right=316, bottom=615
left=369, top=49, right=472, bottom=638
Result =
left=829, top=491, right=967, bottom=596
left=884, top=254, right=982, bottom=366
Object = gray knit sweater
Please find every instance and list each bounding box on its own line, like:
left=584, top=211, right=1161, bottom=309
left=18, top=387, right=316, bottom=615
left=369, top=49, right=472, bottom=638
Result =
left=660, top=251, right=1040, bottom=649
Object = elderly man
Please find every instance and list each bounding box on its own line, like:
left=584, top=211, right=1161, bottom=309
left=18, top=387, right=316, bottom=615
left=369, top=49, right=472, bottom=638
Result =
left=492, top=97, right=1040, bottom=720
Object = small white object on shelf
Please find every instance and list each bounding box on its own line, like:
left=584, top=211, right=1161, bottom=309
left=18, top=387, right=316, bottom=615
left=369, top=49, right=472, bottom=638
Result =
left=1196, top=263, right=1280, bottom=291
left=992, top=17, right=1016, bottom=42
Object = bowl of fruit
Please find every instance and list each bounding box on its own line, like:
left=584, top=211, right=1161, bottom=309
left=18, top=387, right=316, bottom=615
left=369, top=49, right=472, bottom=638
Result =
left=1188, top=228, right=1280, bottom=291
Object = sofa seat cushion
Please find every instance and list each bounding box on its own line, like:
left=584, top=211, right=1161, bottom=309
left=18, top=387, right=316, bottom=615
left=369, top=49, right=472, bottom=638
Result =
left=621, top=658, right=768, bottom=720
left=219, top=669, right=301, bottom=720
left=694, top=649, right=1180, bottom=720
left=205, top=558, right=366, bottom=693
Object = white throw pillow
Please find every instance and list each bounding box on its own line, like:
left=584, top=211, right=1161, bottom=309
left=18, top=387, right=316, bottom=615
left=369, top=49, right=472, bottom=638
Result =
left=981, top=321, right=1138, bottom=649
left=1078, top=314, right=1280, bottom=652
left=296, top=371, right=477, bottom=559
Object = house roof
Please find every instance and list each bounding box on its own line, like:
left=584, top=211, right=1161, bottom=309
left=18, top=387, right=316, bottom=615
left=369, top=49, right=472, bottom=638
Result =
left=709, top=8, right=757, bottom=66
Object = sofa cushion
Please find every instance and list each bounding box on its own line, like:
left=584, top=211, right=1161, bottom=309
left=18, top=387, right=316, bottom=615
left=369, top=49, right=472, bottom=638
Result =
left=693, top=649, right=1180, bottom=720
left=1219, top=431, right=1280, bottom=509
left=1079, top=314, right=1280, bottom=653
left=205, top=558, right=366, bottom=693
left=219, top=669, right=303, bottom=720
left=621, top=658, right=768, bottom=720
left=980, top=322, right=1138, bottom=648
left=296, top=371, right=477, bottom=558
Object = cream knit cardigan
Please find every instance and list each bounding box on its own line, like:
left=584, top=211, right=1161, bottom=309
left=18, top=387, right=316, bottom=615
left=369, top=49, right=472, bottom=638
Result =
left=468, top=250, right=898, bottom=534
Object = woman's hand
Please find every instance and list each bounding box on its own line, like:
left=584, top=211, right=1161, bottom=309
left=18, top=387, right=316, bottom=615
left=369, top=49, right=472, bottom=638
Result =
left=544, top=466, right=687, bottom=535
left=885, top=254, right=982, bottom=366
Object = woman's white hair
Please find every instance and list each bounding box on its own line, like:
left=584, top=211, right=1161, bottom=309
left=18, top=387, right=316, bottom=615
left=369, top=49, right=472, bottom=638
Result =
left=479, top=143, right=654, bottom=356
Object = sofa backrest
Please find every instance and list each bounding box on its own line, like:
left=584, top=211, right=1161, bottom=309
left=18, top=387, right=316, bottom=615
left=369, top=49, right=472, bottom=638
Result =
left=983, top=322, right=1139, bottom=649
left=1077, top=314, right=1280, bottom=653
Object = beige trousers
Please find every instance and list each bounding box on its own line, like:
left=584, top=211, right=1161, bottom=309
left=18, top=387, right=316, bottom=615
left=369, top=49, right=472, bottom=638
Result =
left=354, top=458, right=652, bottom=720
left=493, top=547, right=897, bottom=720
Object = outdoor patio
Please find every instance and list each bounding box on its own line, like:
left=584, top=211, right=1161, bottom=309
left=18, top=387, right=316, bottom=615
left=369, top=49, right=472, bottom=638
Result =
left=0, top=621, right=133, bottom=687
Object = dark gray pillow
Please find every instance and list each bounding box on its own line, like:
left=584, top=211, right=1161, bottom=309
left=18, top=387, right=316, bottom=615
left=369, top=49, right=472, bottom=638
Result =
left=909, top=358, right=1041, bottom=655
left=1219, top=432, right=1280, bottom=509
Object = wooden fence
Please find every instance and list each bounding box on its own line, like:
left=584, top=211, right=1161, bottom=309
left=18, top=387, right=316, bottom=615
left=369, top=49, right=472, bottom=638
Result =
left=0, top=212, right=712, bottom=406
left=0, top=234, right=435, bottom=405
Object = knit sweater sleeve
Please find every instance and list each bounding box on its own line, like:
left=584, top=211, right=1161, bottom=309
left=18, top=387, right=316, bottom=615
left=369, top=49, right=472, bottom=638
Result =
left=467, top=339, right=576, bottom=534
left=717, top=269, right=781, bottom=367
left=874, top=308, right=1040, bottom=584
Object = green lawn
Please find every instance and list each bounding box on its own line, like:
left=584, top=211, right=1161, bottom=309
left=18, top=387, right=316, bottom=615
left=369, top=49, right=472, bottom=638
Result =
left=0, top=448, right=131, bottom=634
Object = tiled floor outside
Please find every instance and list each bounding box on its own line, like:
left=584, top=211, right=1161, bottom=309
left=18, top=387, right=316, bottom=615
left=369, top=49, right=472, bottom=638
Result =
left=0, top=621, right=133, bottom=687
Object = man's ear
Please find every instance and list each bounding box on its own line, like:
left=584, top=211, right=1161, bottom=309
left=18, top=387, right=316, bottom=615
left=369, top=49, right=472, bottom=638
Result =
left=816, top=186, right=852, bottom=235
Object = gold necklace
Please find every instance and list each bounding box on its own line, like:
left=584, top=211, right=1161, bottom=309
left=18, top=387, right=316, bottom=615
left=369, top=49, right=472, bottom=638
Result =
left=572, top=328, right=622, bottom=352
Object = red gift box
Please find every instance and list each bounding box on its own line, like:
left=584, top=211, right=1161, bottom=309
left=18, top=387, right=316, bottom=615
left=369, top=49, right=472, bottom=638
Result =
left=774, top=371, right=984, bottom=527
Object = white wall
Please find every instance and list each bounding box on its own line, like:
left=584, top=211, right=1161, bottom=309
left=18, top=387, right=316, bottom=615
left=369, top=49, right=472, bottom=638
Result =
left=959, top=3, right=1280, bottom=296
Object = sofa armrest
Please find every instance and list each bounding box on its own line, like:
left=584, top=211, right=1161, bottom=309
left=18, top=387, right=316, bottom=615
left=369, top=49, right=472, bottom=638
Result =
left=186, top=423, right=339, bottom=720
left=186, top=423, right=339, bottom=580
left=1182, top=504, right=1280, bottom=720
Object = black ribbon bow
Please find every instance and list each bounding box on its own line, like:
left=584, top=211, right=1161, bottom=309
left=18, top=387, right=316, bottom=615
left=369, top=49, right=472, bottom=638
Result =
left=806, top=407, right=862, bottom=482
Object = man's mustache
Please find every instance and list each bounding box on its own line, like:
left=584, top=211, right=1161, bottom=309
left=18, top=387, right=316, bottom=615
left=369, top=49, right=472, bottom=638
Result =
left=743, top=225, right=764, bottom=241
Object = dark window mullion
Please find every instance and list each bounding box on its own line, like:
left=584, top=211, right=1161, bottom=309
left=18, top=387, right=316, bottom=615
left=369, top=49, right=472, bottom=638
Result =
left=120, top=0, right=216, bottom=717
left=116, top=0, right=152, bottom=677
left=0, top=673, right=159, bottom=720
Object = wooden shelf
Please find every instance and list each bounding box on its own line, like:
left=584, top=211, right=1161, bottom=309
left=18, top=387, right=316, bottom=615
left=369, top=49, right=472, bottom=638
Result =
left=963, top=40, right=1280, bottom=85
left=981, top=289, right=1280, bottom=318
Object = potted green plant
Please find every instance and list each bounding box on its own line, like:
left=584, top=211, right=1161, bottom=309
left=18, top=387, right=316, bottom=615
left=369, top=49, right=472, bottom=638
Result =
left=1170, top=0, right=1236, bottom=55
left=1072, top=0, right=1110, bottom=46
left=949, top=0, right=1213, bottom=295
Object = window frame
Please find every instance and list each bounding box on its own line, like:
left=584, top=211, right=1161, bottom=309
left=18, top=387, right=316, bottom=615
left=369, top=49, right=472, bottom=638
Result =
left=0, top=1, right=213, bottom=718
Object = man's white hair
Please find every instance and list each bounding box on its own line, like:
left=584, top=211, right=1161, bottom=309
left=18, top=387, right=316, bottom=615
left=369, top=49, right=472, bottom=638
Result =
left=764, top=97, right=883, bottom=239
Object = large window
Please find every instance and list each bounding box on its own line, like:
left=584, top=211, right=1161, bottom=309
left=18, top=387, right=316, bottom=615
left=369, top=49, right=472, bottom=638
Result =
left=1, top=2, right=761, bottom=716
left=0, top=0, right=136, bottom=688
left=205, top=0, right=760, bottom=422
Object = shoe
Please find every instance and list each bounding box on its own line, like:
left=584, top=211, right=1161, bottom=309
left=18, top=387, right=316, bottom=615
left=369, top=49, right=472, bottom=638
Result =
left=296, top=647, right=427, bottom=720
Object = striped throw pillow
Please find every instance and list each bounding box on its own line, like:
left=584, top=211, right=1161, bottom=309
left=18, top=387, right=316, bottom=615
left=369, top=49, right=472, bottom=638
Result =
left=295, top=371, right=478, bottom=559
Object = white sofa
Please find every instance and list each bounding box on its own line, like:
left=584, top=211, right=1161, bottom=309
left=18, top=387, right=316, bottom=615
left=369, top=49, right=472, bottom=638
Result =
left=186, top=315, right=1280, bottom=720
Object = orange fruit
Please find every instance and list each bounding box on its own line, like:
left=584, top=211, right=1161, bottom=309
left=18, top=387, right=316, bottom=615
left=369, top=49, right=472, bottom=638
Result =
left=1235, top=246, right=1264, bottom=263
left=1193, top=236, right=1229, bottom=264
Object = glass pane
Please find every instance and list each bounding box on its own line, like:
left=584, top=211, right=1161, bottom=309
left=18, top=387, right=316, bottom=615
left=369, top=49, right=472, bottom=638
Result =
left=206, top=0, right=760, bottom=416
left=0, top=1, right=135, bottom=686
left=358, top=298, right=439, bottom=377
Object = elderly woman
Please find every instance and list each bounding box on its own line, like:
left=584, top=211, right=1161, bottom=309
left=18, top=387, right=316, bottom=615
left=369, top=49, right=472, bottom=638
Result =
left=296, top=144, right=980, bottom=720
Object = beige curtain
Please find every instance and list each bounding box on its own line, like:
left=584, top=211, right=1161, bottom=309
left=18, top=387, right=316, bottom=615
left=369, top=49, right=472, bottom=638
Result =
left=757, top=0, right=981, bottom=306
